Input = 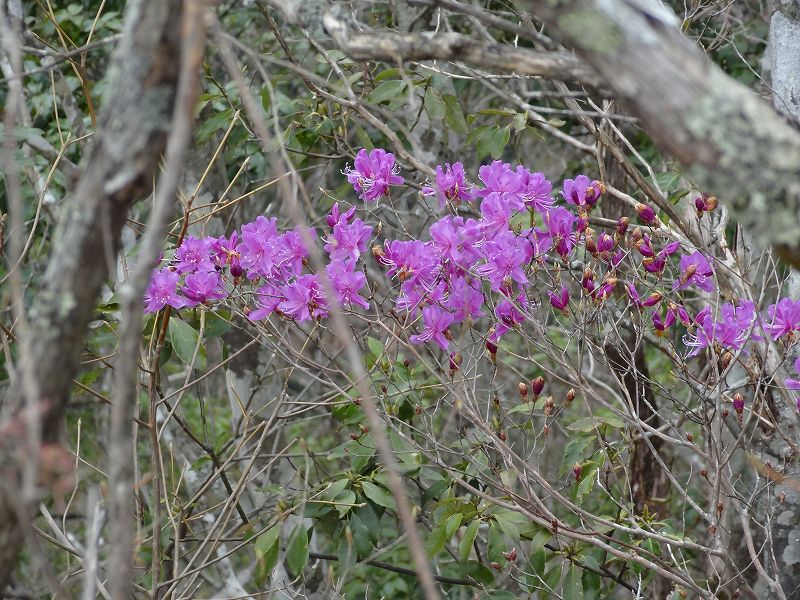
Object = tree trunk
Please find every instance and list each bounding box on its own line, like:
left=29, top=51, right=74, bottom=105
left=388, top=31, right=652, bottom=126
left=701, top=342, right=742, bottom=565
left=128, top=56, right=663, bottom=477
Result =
left=513, top=0, right=800, bottom=265
left=0, top=0, right=186, bottom=588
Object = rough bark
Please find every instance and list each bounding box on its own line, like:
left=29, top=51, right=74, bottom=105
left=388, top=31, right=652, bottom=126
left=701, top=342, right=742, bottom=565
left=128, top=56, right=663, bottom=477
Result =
left=0, top=0, right=186, bottom=587
left=262, top=0, right=603, bottom=88
left=514, top=0, right=800, bottom=264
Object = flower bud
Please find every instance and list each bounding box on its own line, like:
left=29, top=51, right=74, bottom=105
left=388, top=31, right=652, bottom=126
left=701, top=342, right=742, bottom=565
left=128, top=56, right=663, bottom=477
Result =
left=532, top=376, right=545, bottom=397
left=486, top=338, right=498, bottom=356
left=700, top=468, right=708, bottom=479
left=565, top=388, right=576, bottom=404
left=503, top=548, right=517, bottom=561
left=642, top=292, right=662, bottom=307
left=733, top=393, right=745, bottom=420
left=694, top=196, right=707, bottom=214
left=230, top=263, right=244, bottom=278
left=371, top=244, right=384, bottom=260
left=635, top=203, right=658, bottom=226
left=616, top=216, right=629, bottom=237
left=449, top=352, right=462, bottom=374
left=720, top=351, right=733, bottom=370
left=597, top=232, right=615, bottom=253
left=572, top=463, right=582, bottom=480
left=497, top=430, right=506, bottom=441
left=705, top=196, right=718, bottom=211
left=491, top=561, right=502, bottom=571
left=543, top=396, right=554, bottom=416
left=630, top=226, right=643, bottom=243
left=518, top=382, right=528, bottom=400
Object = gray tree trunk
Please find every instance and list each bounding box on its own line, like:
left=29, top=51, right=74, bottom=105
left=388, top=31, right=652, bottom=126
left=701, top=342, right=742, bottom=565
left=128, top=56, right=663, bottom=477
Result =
left=0, top=0, right=186, bottom=588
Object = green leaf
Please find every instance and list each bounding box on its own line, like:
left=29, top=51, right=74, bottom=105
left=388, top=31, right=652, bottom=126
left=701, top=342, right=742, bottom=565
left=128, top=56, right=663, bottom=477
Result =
left=563, top=564, right=584, bottom=600
left=669, top=188, right=690, bottom=205
left=196, top=108, right=234, bottom=145
left=255, top=525, right=281, bottom=557
left=445, top=513, right=463, bottom=540
left=202, top=310, right=231, bottom=339
left=489, top=125, right=511, bottom=159
left=465, top=560, right=495, bottom=584
left=366, top=336, right=383, bottom=359
left=254, top=524, right=281, bottom=576
left=361, top=481, right=396, bottom=509
left=567, top=415, right=624, bottom=432
left=528, top=531, right=549, bottom=575
left=459, top=519, right=479, bottom=563
left=321, top=478, right=349, bottom=501
left=425, top=521, right=448, bottom=557
left=576, top=467, right=598, bottom=503
left=512, top=112, right=527, bottom=133
left=349, top=514, right=374, bottom=558
left=369, top=80, right=406, bottom=104
left=443, top=94, right=468, bottom=134
left=168, top=317, right=206, bottom=370
left=424, top=86, right=446, bottom=121
left=507, top=402, right=537, bottom=415
left=334, top=489, right=357, bottom=517
left=284, top=523, right=309, bottom=576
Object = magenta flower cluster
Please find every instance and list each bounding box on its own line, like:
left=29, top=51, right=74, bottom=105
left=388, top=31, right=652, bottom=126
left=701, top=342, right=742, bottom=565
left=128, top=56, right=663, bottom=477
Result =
left=144, top=210, right=373, bottom=323
left=144, top=148, right=800, bottom=403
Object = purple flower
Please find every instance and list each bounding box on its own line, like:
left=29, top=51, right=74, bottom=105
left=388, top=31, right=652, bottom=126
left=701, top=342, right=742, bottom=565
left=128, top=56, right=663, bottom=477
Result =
left=237, top=216, right=279, bottom=279
left=786, top=357, right=800, bottom=394
left=183, top=270, right=227, bottom=306
left=561, top=175, right=601, bottom=209
left=652, top=310, right=675, bottom=335
left=673, top=251, right=714, bottom=293
left=379, top=240, right=439, bottom=288
left=544, top=207, right=578, bottom=257
left=548, top=286, right=569, bottom=311
left=276, top=226, right=316, bottom=278
left=475, top=161, right=525, bottom=211
left=175, top=236, right=216, bottom=274
left=213, top=232, right=242, bottom=277
left=248, top=283, right=284, bottom=321
left=421, top=162, right=474, bottom=208
left=477, top=231, right=531, bottom=292
left=493, top=293, right=527, bottom=339
left=765, top=298, right=800, bottom=340
left=429, top=216, right=481, bottom=267
left=684, top=301, right=759, bottom=357
left=409, top=305, right=455, bottom=350
left=326, top=202, right=357, bottom=228
left=324, top=218, right=372, bottom=262
left=445, top=276, right=483, bottom=322
left=326, top=259, right=370, bottom=310
left=626, top=283, right=642, bottom=308
left=345, top=148, right=404, bottom=201
left=479, top=193, right=513, bottom=236
left=144, top=268, right=187, bottom=313
left=278, top=274, right=328, bottom=322
left=395, top=280, right=446, bottom=316
left=517, top=167, right=553, bottom=213
left=684, top=307, right=715, bottom=357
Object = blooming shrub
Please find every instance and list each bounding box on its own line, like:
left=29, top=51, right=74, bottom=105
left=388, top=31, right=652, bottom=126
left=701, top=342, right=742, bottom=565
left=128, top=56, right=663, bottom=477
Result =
left=145, top=149, right=800, bottom=407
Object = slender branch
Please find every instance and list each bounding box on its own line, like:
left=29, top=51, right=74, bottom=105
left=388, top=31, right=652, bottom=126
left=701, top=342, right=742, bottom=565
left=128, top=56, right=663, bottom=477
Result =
left=108, top=1, right=209, bottom=598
